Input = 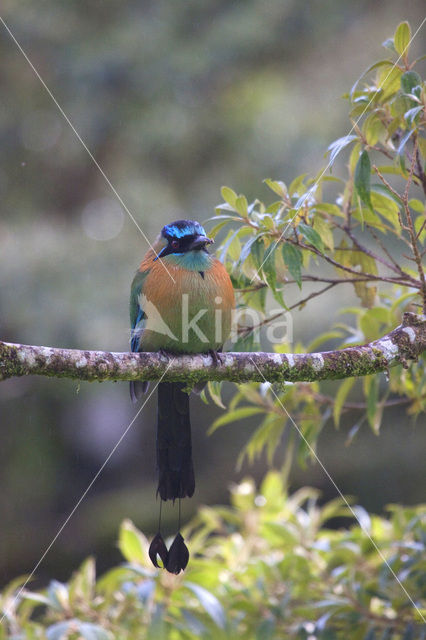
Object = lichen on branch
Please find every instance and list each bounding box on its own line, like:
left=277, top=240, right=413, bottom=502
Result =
left=0, top=313, right=424, bottom=386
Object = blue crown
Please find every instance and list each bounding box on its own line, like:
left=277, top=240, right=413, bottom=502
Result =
left=162, top=220, right=206, bottom=240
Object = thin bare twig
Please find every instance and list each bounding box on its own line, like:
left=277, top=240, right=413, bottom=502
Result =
left=366, top=225, right=411, bottom=276
left=288, top=237, right=419, bottom=286
left=311, top=390, right=412, bottom=411
left=237, top=273, right=416, bottom=296
left=339, top=222, right=404, bottom=275
left=402, top=139, right=426, bottom=313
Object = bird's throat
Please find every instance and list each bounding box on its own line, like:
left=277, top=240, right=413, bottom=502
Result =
left=163, top=250, right=213, bottom=272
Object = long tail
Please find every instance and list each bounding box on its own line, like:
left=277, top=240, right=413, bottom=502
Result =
left=157, top=382, right=195, bottom=501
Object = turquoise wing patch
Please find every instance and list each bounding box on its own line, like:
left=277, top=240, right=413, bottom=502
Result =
left=130, top=270, right=148, bottom=353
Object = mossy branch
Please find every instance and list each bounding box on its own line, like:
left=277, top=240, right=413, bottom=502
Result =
left=0, top=313, right=424, bottom=386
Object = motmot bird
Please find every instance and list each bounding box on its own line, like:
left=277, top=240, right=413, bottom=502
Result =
left=129, top=220, right=235, bottom=567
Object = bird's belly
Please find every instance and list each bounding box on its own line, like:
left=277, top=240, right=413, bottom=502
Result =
left=139, top=267, right=233, bottom=353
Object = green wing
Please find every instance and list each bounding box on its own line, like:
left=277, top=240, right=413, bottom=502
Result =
left=130, top=269, right=148, bottom=352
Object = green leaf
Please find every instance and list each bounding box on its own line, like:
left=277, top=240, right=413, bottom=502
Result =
left=378, top=65, right=402, bottom=101
left=96, top=567, right=134, bottom=594
left=208, top=219, right=233, bottom=240
left=239, top=234, right=262, bottom=266
left=408, top=198, right=425, bottom=213
left=181, top=610, right=206, bottom=635
left=397, top=129, right=414, bottom=156
left=367, top=307, right=390, bottom=324
left=314, top=203, right=344, bottom=218
left=47, top=580, right=69, bottom=612
left=261, top=214, right=276, bottom=230
left=414, top=214, right=426, bottom=242
left=307, top=330, right=344, bottom=351
left=399, top=150, right=407, bottom=174
left=221, top=186, right=238, bottom=208
left=334, top=378, right=356, bottom=429
left=370, top=187, right=401, bottom=231
left=363, top=113, right=386, bottom=146
left=235, top=194, right=248, bottom=217
left=354, top=150, right=373, bottom=211
left=382, top=38, right=396, bottom=53
left=349, top=141, right=362, bottom=175
left=295, top=188, right=315, bottom=209
left=244, top=284, right=267, bottom=315
left=282, top=242, right=302, bottom=288
left=118, top=519, right=146, bottom=564
left=346, top=421, right=362, bottom=445
left=404, top=106, right=423, bottom=126
left=262, top=242, right=278, bottom=289
left=349, top=60, right=393, bottom=100
left=250, top=236, right=265, bottom=271
left=327, top=134, right=357, bottom=166
left=185, top=582, right=226, bottom=629
left=21, top=591, right=51, bottom=607
left=47, top=620, right=110, bottom=640
left=209, top=406, right=266, bottom=434
left=298, top=222, right=324, bottom=252
left=147, top=603, right=167, bottom=640
left=239, top=414, right=284, bottom=467
left=207, top=381, right=226, bottom=409
left=79, top=622, right=111, bottom=640
left=401, top=70, right=422, bottom=94
left=219, top=226, right=244, bottom=263
left=265, top=200, right=284, bottom=214
left=394, top=21, right=411, bottom=56
left=313, top=216, right=334, bottom=250
left=370, top=183, right=402, bottom=206
left=365, top=376, right=380, bottom=434
left=289, top=173, right=307, bottom=195
left=69, top=557, right=95, bottom=603
left=264, top=178, right=287, bottom=198
left=47, top=621, right=74, bottom=640
left=232, top=329, right=260, bottom=352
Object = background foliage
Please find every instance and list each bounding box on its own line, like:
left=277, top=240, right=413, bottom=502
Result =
left=2, top=473, right=425, bottom=638
left=0, top=3, right=425, bottom=637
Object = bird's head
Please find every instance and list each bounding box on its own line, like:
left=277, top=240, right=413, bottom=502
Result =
left=154, top=220, right=214, bottom=261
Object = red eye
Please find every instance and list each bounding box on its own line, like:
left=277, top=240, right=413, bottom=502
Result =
left=171, top=240, right=179, bottom=249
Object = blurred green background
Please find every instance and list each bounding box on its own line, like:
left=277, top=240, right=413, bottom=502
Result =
left=0, top=0, right=425, bottom=588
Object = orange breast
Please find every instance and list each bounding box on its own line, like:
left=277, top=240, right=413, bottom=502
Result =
left=138, top=256, right=235, bottom=353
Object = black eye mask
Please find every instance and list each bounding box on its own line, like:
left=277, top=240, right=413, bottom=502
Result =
left=154, top=234, right=213, bottom=260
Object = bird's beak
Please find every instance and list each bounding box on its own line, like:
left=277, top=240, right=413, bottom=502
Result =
left=189, top=235, right=214, bottom=250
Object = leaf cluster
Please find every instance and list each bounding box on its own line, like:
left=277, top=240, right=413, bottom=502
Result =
left=1, top=473, right=424, bottom=639
left=204, top=21, right=426, bottom=465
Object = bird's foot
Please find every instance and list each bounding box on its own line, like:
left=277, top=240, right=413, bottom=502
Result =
left=208, top=349, right=223, bottom=366
left=158, top=348, right=173, bottom=361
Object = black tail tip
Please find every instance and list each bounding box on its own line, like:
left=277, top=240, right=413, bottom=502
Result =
left=148, top=532, right=189, bottom=573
